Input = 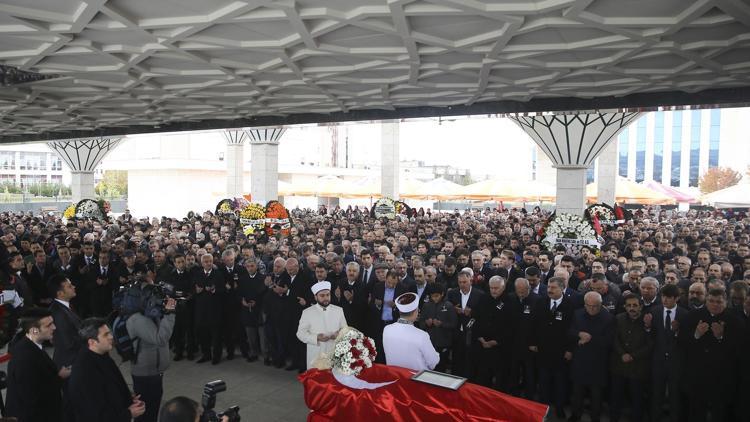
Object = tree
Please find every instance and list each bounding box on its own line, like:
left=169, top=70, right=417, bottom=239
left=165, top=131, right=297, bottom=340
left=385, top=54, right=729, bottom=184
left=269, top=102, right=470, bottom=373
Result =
left=95, top=170, right=128, bottom=197
left=698, top=167, right=742, bottom=194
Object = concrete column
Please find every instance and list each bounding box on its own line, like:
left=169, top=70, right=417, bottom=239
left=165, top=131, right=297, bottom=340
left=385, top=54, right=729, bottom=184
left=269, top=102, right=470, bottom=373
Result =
left=70, top=171, right=95, bottom=202
left=509, top=111, right=640, bottom=215
left=223, top=130, right=247, bottom=197
left=247, top=127, right=286, bottom=204
left=596, top=140, right=618, bottom=205
left=557, top=166, right=588, bottom=215
left=381, top=120, right=400, bottom=199
left=47, top=137, right=123, bottom=201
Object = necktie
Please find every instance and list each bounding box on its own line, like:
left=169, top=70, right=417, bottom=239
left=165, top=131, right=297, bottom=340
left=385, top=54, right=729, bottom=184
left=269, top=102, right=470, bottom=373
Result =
left=551, top=301, right=557, bottom=313
left=665, top=309, right=672, bottom=332
left=363, top=269, right=368, bottom=283
left=102, top=268, right=106, bottom=276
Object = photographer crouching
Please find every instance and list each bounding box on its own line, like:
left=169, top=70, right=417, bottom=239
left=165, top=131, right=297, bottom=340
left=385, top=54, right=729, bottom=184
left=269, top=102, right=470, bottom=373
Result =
left=126, top=273, right=178, bottom=422
left=160, top=380, right=239, bottom=422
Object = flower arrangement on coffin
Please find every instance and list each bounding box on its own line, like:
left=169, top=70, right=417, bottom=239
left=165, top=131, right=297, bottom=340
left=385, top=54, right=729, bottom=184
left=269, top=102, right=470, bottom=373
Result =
left=265, top=200, right=291, bottom=236
left=239, top=203, right=266, bottom=235
left=330, top=328, right=377, bottom=376
left=542, top=213, right=601, bottom=258
left=310, top=327, right=395, bottom=390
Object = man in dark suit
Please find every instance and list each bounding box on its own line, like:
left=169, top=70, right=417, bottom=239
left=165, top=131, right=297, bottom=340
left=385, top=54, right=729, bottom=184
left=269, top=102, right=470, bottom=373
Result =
left=89, top=249, right=118, bottom=317
left=6, top=308, right=66, bottom=422
left=26, top=249, right=54, bottom=306
left=525, top=266, right=547, bottom=298
left=333, top=261, right=368, bottom=332
left=368, top=268, right=415, bottom=363
left=510, top=277, right=540, bottom=399
left=568, top=291, right=614, bottom=422
left=648, top=284, right=687, bottom=422
left=68, top=317, right=145, bottom=422
left=529, top=277, right=575, bottom=419
left=169, top=254, right=196, bottom=361
left=678, top=288, right=745, bottom=422
left=49, top=274, right=82, bottom=370
left=358, top=249, right=377, bottom=292
left=70, top=241, right=97, bottom=318
left=446, top=269, right=484, bottom=378
left=473, top=275, right=519, bottom=391
left=239, top=258, right=267, bottom=363
left=278, top=257, right=311, bottom=371
left=192, top=253, right=225, bottom=364
left=220, top=249, right=249, bottom=360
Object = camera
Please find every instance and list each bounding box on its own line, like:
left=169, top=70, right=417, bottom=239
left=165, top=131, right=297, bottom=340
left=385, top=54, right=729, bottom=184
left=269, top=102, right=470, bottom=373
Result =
left=201, top=380, right=240, bottom=422
left=113, top=276, right=180, bottom=320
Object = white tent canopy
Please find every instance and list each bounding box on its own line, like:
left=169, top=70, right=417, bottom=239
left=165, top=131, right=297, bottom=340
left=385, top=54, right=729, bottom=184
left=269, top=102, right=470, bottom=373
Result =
left=701, top=180, right=750, bottom=208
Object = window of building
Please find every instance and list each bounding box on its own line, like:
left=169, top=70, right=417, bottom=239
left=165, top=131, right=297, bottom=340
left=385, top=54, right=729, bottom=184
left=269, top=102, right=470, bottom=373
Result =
left=20, top=174, right=47, bottom=187
left=709, top=109, right=720, bottom=168
left=653, top=112, right=665, bottom=182
left=618, top=127, right=629, bottom=178
left=635, top=118, right=647, bottom=182
left=0, top=152, right=15, bottom=170
left=689, top=110, right=701, bottom=187
left=671, top=111, right=682, bottom=187
left=50, top=175, right=63, bottom=184
left=19, top=152, right=46, bottom=171
left=586, top=163, right=595, bottom=184
left=0, top=174, right=16, bottom=184
left=51, top=155, right=63, bottom=171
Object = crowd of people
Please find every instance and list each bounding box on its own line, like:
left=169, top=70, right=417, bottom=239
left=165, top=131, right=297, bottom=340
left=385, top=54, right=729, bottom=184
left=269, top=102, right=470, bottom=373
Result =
left=0, top=204, right=749, bottom=422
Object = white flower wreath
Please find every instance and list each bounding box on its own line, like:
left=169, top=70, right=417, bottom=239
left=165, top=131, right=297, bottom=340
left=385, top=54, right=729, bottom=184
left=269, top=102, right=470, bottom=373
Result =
left=542, top=213, right=600, bottom=256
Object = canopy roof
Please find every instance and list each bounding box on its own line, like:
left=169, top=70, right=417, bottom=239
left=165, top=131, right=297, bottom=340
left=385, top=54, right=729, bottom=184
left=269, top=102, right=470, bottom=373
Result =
left=701, top=180, right=750, bottom=208
left=462, top=178, right=556, bottom=202
left=1, top=0, right=750, bottom=143
left=586, top=177, right=675, bottom=205
left=642, top=180, right=698, bottom=203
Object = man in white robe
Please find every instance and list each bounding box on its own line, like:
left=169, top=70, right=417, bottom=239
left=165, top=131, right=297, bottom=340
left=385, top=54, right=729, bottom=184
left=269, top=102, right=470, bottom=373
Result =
left=297, top=281, right=348, bottom=369
left=383, top=292, right=440, bottom=371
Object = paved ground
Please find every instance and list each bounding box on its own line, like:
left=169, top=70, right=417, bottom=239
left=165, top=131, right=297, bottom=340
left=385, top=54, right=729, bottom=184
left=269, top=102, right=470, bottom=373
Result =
left=1, top=351, right=311, bottom=422
left=120, top=357, right=310, bottom=421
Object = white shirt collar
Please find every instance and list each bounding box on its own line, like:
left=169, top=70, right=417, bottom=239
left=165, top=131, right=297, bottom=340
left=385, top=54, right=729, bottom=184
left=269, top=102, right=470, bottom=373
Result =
left=27, top=336, right=43, bottom=350
left=55, top=298, right=70, bottom=309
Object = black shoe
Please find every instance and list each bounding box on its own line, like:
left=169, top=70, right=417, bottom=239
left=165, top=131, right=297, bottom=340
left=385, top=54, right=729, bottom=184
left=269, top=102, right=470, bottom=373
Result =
left=173, top=354, right=184, bottom=362
left=187, top=353, right=195, bottom=360
left=247, top=356, right=258, bottom=362
left=226, top=354, right=235, bottom=361
left=197, top=356, right=211, bottom=363
left=263, top=358, right=272, bottom=366
left=274, top=361, right=284, bottom=368
left=212, top=358, right=221, bottom=365
left=285, top=364, right=297, bottom=371
left=297, top=368, right=305, bottom=374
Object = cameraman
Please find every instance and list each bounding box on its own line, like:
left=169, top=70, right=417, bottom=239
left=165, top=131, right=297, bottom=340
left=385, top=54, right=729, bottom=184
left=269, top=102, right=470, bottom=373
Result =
left=158, top=397, right=228, bottom=422
left=127, top=287, right=177, bottom=422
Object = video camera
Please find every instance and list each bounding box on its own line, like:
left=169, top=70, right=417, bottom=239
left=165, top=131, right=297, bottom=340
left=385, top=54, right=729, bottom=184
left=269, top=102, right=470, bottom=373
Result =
left=201, top=380, right=240, bottom=422
left=113, top=276, right=184, bottom=320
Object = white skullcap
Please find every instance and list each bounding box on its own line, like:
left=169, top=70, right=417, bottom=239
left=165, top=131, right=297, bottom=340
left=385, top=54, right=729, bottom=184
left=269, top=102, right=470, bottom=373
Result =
left=395, top=292, right=419, bottom=313
left=311, top=281, right=331, bottom=295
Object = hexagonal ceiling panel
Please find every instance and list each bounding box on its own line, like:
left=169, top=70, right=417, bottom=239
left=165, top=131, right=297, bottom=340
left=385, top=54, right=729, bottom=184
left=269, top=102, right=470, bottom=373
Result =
left=0, top=0, right=749, bottom=141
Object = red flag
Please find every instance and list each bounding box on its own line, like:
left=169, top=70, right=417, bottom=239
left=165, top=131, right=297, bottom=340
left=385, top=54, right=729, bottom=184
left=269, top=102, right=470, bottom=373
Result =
left=592, top=213, right=602, bottom=236
left=614, top=204, right=625, bottom=221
